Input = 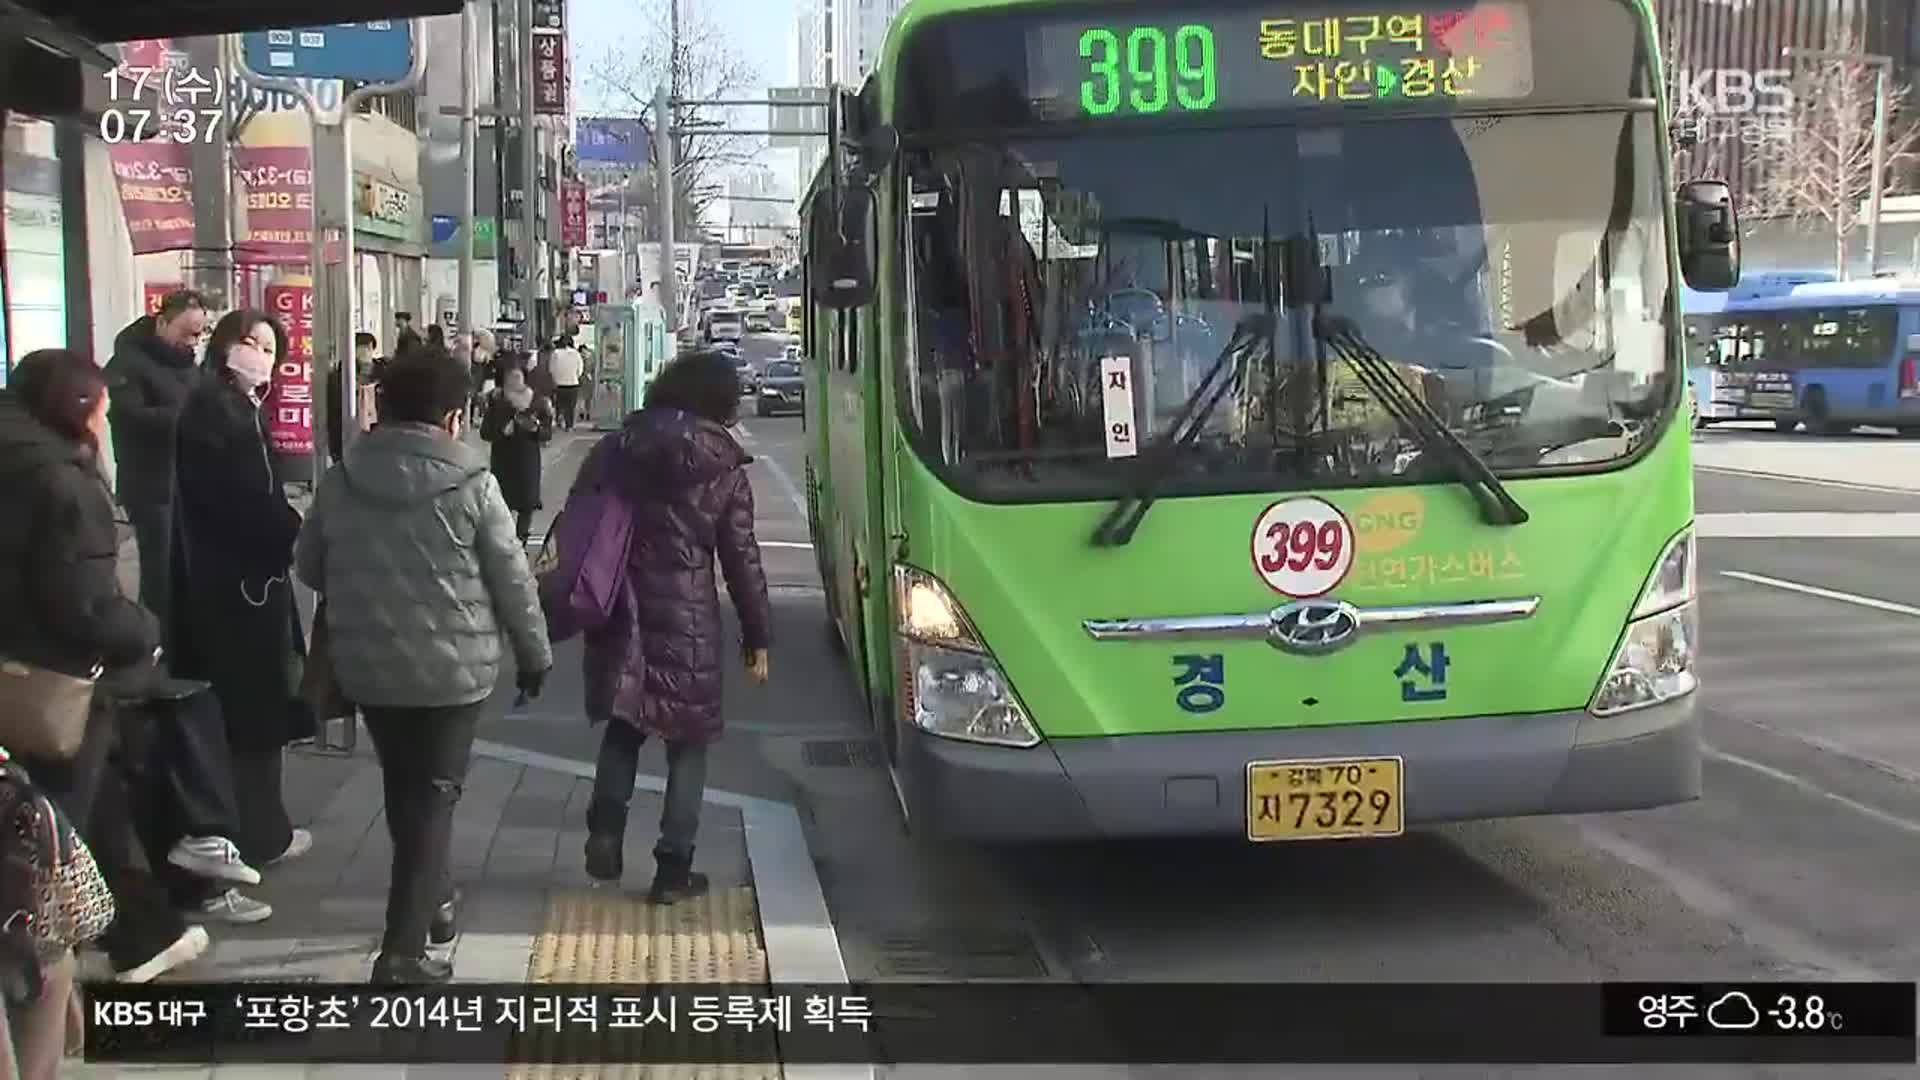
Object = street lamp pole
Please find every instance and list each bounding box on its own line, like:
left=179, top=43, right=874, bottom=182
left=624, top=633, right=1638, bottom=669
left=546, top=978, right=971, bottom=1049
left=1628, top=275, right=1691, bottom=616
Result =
left=1785, top=46, right=1892, bottom=278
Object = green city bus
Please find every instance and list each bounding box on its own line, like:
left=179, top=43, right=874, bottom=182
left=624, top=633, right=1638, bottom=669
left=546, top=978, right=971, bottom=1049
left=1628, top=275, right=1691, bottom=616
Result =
left=798, top=0, right=1739, bottom=840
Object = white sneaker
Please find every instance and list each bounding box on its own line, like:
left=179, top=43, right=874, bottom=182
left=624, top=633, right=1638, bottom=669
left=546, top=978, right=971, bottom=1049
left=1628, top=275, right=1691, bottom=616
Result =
left=115, top=926, right=209, bottom=983
left=167, top=836, right=262, bottom=886
left=197, top=889, right=273, bottom=924
left=267, top=828, right=313, bottom=866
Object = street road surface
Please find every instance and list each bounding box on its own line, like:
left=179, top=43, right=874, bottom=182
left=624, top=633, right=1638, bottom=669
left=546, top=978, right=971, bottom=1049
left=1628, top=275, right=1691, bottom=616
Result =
left=482, top=407, right=1920, bottom=1078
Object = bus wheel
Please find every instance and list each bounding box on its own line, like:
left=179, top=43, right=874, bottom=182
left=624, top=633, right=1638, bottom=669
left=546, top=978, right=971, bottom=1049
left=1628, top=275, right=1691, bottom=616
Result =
left=1773, top=416, right=1799, bottom=433
left=1803, top=388, right=1846, bottom=435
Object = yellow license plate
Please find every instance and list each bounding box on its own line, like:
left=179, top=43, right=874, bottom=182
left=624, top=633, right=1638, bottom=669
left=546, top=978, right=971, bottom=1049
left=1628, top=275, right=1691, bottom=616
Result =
left=1246, top=756, right=1404, bottom=842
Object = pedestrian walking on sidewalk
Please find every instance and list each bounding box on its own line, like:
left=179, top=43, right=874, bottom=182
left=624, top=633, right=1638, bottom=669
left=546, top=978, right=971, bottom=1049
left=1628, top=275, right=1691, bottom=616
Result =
left=579, top=349, right=771, bottom=904
left=548, top=336, right=584, bottom=431
left=479, top=367, right=554, bottom=544
left=103, top=289, right=209, bottom=640
left=169, top=314, right=313, bottom=882
left=295, top=349, right=553, bottom=985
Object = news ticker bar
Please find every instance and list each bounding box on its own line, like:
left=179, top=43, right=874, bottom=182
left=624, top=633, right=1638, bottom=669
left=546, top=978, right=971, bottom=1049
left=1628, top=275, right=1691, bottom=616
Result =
left=84, top=981, right=1916, bottom=1065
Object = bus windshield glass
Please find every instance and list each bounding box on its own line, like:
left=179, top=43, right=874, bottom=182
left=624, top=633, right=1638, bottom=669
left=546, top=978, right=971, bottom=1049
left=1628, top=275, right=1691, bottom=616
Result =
left=900, top=111, right=1672, bottom=502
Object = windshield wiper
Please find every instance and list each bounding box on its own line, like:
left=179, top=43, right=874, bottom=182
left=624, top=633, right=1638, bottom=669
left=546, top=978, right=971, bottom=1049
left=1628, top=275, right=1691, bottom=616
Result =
left=1090, top=313, right=1277, bottom=547
left=1313, top=313, right=1529, bottom=527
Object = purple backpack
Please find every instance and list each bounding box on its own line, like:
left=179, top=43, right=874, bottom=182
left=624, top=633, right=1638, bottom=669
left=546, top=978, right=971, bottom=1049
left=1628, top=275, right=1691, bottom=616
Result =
left=533, top=437, right=634, bottom=642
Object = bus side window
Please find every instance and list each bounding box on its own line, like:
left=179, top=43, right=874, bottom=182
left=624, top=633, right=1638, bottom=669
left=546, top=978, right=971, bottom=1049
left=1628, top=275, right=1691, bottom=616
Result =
left=845, top=308, right=861, bottom=374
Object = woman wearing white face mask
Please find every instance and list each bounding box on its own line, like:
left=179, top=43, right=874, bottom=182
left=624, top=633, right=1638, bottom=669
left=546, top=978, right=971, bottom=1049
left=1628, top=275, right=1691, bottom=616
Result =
left=168, top=312, right=311, bottom=916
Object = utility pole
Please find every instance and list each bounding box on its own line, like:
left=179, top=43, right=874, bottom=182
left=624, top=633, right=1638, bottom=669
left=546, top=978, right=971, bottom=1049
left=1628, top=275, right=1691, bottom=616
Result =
left=456, top=0, right=478, bottom=341
left=656, top=82, right=677, bottom=333
left=519, top=0, right=540, bottom=348
left=186, top=35, right=232, bottom=308
left=1785, top=46, right=1892, bottom=278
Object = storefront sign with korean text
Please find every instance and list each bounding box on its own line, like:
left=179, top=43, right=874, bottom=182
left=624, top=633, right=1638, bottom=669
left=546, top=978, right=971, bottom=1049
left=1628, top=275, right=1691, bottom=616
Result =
left=561, top=180, right=588, bottom=248
left=263, top=282, right=315, bottom=456
left=533, top=31, right=567, bottom=115
left=233, top=146, right=315, bottom=265
left=107, top=142, right=195, bottom=254
left=143, top=283, right=182, bottom=316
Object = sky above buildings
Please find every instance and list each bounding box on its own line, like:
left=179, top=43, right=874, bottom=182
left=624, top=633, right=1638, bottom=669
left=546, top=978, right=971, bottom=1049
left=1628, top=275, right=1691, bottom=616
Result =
left=569, top=0, right=802, bottom=199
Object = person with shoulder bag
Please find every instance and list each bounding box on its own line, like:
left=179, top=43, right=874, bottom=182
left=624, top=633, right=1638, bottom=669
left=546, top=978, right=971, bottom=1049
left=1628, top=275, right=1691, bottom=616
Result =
left=0, top=749, right=110, bottom=1078
left=576, top=350, right=771, bottom=905
left=0, top=349, right=207, bottom=983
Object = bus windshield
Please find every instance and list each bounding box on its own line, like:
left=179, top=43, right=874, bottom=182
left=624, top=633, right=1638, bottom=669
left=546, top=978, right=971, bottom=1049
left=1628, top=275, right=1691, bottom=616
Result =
left=901, top=112, right=1671, bottom=502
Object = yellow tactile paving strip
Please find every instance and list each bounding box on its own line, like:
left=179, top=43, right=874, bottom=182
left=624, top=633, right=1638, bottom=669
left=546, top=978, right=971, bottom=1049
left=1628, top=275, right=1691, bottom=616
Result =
left=506, top=885, right=780, bottom=1080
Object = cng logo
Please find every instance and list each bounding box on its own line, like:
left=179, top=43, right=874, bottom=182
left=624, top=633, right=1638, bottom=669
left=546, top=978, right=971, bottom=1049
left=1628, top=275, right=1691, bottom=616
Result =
left=1350, top=491, right=1425, bottom=554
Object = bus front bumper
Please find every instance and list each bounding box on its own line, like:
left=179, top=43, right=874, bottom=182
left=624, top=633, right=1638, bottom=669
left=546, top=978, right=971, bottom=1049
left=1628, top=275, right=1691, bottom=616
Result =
left=897, top=694, right=1699, bottom=841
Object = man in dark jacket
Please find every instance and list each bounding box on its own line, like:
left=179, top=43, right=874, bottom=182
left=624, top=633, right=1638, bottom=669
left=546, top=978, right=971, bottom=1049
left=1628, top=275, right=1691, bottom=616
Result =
left=103, top=289, right=209, bottom=635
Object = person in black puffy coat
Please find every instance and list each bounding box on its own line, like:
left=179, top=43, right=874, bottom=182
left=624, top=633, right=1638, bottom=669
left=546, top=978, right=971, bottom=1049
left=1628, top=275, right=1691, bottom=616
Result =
left=478, top=363, right=554, bottom=544
left=0, top=348, right=207, bottom=983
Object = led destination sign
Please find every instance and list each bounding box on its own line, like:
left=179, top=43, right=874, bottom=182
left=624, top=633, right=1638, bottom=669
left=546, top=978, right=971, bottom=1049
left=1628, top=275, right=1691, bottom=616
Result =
left=1028, top=4, right=1534, bottom=118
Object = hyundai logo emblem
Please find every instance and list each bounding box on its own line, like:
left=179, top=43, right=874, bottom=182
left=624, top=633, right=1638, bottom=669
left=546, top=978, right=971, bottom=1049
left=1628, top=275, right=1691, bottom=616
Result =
left=1267, top=600, right=1362, bottom=655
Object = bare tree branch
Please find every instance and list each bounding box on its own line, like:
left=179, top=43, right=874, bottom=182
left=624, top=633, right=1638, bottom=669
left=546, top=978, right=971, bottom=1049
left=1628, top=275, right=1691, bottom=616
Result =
left=1758, top=30, right=1920, bottom=275
left=582, top=1, right=761, bottom=238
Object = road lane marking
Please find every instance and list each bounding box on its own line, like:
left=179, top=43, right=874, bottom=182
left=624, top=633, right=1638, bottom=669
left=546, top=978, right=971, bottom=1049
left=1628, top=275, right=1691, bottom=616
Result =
left=1701, top=742, right=1920, bottom=841
left=1696, top=464, right=1920, bottom=497
left=1574, top=821, right=1889, bottom=981
left=1720, top=570, right=1920, bottom=618
left=1696, top=512, right=1920, bottom=538
left=754, top=449, right=810, bottom=517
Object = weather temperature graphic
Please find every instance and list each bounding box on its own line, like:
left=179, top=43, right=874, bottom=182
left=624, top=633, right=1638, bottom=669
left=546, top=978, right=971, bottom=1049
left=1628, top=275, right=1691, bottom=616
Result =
left=1605, top=981, right=1914, bottom=1043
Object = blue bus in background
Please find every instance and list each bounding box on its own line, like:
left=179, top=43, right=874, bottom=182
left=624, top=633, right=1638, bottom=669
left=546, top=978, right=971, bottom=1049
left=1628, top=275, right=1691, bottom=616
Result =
left=1683, top=270, right=1835, bottom=427
left=1720, top=279, right=1920, bottom=435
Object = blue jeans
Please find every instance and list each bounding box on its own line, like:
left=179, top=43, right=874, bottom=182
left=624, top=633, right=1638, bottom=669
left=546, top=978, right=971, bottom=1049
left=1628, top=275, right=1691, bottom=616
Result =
left=588, top=723, right=707, bottom=862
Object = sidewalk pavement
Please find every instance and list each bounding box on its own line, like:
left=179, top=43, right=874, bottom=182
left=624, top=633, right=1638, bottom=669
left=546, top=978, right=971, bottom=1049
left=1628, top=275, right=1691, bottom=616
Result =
left=1694, top=436, right=1920, bottom=493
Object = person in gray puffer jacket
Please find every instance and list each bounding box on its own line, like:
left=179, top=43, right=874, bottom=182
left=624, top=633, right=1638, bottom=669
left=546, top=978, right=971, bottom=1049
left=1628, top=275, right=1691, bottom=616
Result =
left=293, top=347, right=552, bottom=986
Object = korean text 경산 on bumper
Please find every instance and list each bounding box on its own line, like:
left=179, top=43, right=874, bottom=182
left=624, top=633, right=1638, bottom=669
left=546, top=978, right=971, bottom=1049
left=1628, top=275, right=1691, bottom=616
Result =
left=890, top=533, right=1701, bottom=841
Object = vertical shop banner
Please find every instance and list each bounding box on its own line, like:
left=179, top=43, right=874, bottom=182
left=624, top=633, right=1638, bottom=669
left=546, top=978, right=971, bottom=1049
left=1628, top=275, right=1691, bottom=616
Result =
left=107, top=142, right=195, bottom=254
left=144, top=282, right=182, bottom=315
left=561, top=180, right=587, bottom=249
left=533, top=32, right=567, bottom=115
left=233, top=145, right=315, bottom=265
left=264, top=282, right=315, bottom=455
left=233, top=101, right=316, bottom=266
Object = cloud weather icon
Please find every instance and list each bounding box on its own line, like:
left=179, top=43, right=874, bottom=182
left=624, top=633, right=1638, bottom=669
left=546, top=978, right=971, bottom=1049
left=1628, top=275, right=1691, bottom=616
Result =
left=1707, top=991, right=1761, bottom=1030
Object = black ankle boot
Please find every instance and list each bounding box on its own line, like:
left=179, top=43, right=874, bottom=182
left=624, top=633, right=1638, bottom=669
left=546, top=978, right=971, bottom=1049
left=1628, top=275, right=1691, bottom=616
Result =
left=584, top=798, right=628, bottom=883
left=371, top=954, right=453, bottom=985
left=647, top=850, right=709, bottom=905
left=429, top=886, right=463, bottom=946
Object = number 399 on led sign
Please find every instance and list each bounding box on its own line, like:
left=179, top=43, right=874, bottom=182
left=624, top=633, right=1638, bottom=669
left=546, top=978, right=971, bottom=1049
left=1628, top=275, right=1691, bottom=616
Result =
left=1038, top=5, right=1535, bottom=119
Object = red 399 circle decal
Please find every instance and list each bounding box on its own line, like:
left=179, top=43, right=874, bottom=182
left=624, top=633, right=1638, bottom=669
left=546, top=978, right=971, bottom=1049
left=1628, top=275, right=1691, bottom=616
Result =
left=1249, top=497, right=1356, bottom=597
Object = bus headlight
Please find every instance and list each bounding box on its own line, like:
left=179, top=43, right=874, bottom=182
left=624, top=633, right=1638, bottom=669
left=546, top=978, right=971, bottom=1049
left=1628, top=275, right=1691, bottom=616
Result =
left=1590, top=528, right=1699, bottom=717
left=894, top=565, right=1042, bottom=748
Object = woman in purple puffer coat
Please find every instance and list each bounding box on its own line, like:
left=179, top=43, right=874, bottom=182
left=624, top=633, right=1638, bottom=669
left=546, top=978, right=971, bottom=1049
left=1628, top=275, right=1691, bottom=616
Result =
left=579, top=349, right=771, bottom=904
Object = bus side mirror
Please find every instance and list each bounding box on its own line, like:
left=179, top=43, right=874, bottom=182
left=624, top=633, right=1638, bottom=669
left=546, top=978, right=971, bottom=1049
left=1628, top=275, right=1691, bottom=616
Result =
left=809, top=185, right=877, bottom=310
left=1677, top=180, right=1740, bottom=291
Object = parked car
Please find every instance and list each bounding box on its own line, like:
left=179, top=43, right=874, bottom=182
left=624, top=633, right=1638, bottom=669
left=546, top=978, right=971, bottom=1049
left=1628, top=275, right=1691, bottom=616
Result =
left=755, top=359, right=804, bottom=416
